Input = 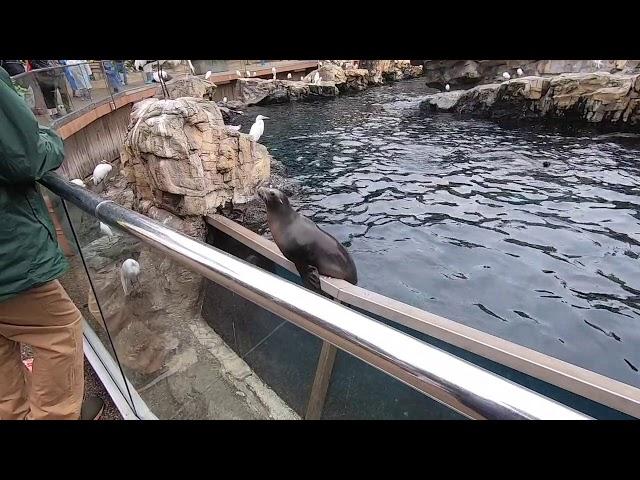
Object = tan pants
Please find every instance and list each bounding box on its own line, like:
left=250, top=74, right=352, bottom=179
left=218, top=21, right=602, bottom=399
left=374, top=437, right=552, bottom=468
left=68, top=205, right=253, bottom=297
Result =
left=0, top=280, right=84, bottom=420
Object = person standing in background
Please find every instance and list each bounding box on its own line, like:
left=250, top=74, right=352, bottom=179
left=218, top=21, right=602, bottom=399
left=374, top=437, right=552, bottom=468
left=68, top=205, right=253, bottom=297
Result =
left=114, top=60, right=127, bottom=86
left=102, top=60, right=124, bottom=93
left=62, top=60, right=93, bottom=100
left=28, top=60, right=73, bottom=118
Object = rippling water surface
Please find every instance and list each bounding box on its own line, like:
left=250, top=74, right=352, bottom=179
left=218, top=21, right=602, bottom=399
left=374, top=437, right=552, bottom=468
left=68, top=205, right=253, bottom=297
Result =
left=239, top=78, right=640, bottom=387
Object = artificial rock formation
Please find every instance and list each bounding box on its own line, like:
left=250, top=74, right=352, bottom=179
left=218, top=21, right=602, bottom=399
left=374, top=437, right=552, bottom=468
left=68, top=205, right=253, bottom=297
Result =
left=233, top=60, right=423, bottom=106
left=155, top=76, right=217, bottom=100
left=358, top=60, right=423, bottom=84
left=121, top=97, right=271, bottom=216
left=420, top=72, right=640, bottom=130
left=235, top=78, right=339, bottom=105
left=422, top=60, right=640, bottom=90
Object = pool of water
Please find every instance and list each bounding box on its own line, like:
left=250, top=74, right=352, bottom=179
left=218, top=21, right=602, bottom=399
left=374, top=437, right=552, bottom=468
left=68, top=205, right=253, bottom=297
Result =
left=238, top=78, right=640, bottom=388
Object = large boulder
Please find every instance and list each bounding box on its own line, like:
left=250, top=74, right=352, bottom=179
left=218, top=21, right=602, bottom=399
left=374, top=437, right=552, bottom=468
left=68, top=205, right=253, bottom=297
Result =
left=358, top=60, right=422, bottom=84
left=343, top=68, right=370, bottom=91
left=156, top=76, right=217, bottom=100
left=121, top=97, right=270, bottom=216
left=317, top=63, right=347, bottom=84
left=235, top=78, right=339, bottom=105
left=420, top=90, right=465, bottom=112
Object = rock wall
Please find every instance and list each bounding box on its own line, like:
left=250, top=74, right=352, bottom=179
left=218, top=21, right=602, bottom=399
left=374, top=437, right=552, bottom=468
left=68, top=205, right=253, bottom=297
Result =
left=235, top=78, right=339, bottom=106
left=121, top=97, right=271, bottom=216
left=234, top=60, right=423, bottom=106
left=358, top=60, right=423, bottom=83
left=422, top=60, right=640, bottom=90
left=420, top=72, right=640, bottom=130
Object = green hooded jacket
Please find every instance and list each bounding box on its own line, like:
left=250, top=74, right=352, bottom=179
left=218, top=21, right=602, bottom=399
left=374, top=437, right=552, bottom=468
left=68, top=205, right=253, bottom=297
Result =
left=0, top=66, right=68, bottom=303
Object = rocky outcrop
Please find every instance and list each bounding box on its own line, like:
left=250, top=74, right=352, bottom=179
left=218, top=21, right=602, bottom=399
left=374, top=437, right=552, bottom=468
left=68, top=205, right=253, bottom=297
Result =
left=121, top=97, right=271, bottom=216
left=423, top=60, right=640, bottom=90
left=421, top=73, right=640, bottom=130
left=156, top=76, right=217, bottom=100
left=358, top=60, right=423, bottom=84
left=234, top=60, right=423, bottom=106
left=235, top=78, right=339, bottom=106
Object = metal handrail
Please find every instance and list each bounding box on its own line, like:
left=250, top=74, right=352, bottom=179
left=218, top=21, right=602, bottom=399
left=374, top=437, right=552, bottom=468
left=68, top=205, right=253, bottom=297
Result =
left=40, top=172, right=591, bottom=420
left=10, top=61, right=95, bottom=80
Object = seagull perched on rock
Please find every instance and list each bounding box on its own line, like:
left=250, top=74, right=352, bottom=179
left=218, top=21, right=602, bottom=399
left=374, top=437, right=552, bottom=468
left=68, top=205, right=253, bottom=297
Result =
left=313, top=71, right=321, bottom=84
left=120, top=259, right=141, bottom=296
left=236, top=70, right=242, bottom=77
left=594, top=60, right=604, bottom=69
left=92, top=163, right=112, bottom=185
left=516, top=68, right=523, bottom=76
left=223, top=96, right=227, bottom=103
left=70, top=179, right=85, bottom=187
left=287, top=73, right=292, bottom=79
left=205, top=70, right=212, bottom=79
left=252, top=71, right=257, bottom=77
left=246, top=70, right=251, bottom=77
left=445, top=83, right=450, bottom=91
left=249, top=114, right=269, bottom=142
left=272, top=67, right=277, bottom=80
left=502, top=72, right=511, bottom=80
left=152, top=70, right=171, bottom=83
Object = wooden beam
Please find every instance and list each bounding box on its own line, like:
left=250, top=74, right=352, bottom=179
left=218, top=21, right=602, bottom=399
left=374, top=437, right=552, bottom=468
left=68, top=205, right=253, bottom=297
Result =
left=305, top=340, right=338, bottom=420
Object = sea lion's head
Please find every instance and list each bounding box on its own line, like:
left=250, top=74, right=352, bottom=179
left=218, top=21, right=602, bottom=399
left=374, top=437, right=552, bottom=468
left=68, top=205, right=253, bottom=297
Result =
left=257, top=187, right=290, bottom=209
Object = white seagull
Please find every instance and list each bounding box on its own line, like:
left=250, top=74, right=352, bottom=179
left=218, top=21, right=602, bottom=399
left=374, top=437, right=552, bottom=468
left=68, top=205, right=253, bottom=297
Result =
left=445, top=83, right=450, bottom=91
left=205, top=70, right=212, bottom=80
left=287, top=73, right=292, bottom=79
left=272, top=67, right=277, bottom=80
left=99, top=222, right=114, bottom=237
left=502, top=72, right=511, bottom=80
left=249, top=115, right=269, bottom=142
left=120, top=258, right=141, bottom=296
left=92, top=163, right=112, bottom=185
left=313, top=71, right=321, bottom=84
left=516, top=68, right=523, bottom=76
left=236, top=70, right=242, bottom=77
left=222, top=96, right=227, bottom=103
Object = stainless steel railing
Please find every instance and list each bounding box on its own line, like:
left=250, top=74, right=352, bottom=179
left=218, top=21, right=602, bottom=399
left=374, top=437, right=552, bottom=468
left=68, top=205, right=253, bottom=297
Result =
left=40, top=172, right=591, bottom=420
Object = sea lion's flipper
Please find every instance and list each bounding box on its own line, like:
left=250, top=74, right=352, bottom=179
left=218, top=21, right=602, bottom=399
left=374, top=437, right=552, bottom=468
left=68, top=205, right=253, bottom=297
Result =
left=298, top=264, right=322, bottom=293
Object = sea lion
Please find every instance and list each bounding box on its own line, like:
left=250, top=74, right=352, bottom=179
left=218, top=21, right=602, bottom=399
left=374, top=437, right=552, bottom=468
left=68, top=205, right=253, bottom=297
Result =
left=257, top=187, right=358, bottom=292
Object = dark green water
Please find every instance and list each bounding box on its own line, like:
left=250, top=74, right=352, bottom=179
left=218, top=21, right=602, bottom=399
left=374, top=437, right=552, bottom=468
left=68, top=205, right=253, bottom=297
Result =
left=238, top=78, right=640, bottom=388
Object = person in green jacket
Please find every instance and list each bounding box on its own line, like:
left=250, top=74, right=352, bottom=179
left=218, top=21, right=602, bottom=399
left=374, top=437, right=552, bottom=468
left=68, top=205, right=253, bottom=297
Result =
left=0, top=66, right=103, bottom=420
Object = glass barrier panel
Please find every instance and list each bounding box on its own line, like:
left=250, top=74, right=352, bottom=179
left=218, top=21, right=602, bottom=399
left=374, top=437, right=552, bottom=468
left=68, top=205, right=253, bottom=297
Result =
left=54, top=198, right=301, bottom=419
left=39, top=186, right=137, bottom=412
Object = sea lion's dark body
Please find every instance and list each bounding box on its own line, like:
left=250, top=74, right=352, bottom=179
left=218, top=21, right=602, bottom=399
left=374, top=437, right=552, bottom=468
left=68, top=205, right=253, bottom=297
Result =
left=258, top=188, right=357, bottom=291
